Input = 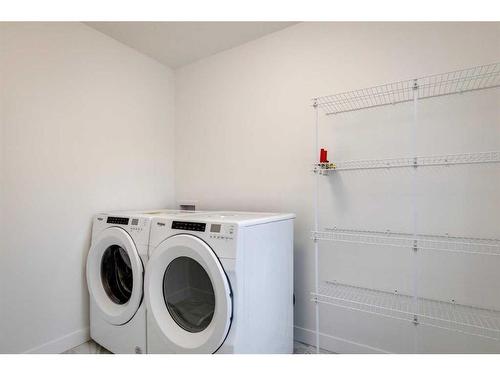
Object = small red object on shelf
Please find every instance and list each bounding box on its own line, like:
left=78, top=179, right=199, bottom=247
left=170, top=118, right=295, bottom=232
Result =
left=320, top=148, right=328, bottom=163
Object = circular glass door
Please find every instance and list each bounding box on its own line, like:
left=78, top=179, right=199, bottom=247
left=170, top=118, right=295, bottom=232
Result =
left=101, top=245, right=133, bottom=305
left=163, top=256, right=215, bottom=333
left=86, top=227, right=144, bottom=325
left=145, top=234, right=232, bottom=353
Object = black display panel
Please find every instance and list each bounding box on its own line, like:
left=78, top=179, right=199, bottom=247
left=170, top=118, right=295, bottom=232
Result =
left=210, top=224, right=221, bottom=233
left=171, top=221, right=206, bottom=232
left=107, top=217, right=129, bottom=225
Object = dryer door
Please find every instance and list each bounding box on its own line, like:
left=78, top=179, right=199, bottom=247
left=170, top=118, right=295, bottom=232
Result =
left=145, top=234, right=232, bottom=353
left=86, top=226, right=143, bottom=325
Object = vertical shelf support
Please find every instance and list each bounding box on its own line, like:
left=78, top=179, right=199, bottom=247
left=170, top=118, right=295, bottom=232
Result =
left=313, top=99, right=320, bottom=354
left=411, top=79, right=419, bottom=352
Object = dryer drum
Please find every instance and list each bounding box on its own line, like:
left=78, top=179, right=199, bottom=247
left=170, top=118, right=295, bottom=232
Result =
left=100, top=245, right=133, bottom=305
left=163, top=256, right=215, bottom=333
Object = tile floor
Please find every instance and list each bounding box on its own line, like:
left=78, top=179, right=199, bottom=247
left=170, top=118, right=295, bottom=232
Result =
left=63, top=340, right=332, bottom=354
left=63, top=340, right=111, bottom=354
left=293, top=341, right=333, bottom=354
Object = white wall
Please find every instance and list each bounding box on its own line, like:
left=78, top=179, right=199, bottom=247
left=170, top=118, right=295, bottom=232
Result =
left=174, top=22, right=500, bottom=353
left=0, top=23, right=176, bottom=353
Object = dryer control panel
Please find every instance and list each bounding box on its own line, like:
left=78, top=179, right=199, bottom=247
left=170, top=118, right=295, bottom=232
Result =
left=172, top=221, right=206, bottom=232
left=209, top=223, right=235, bottom=241
left=151, top=219, right=237, bottom=258
left=167, top=220, right=235, bottom=241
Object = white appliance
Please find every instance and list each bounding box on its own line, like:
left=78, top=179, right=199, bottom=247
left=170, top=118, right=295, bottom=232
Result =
left=86, top=209, right=197, bottom=354
left=145, top=211, right=295, bottom=353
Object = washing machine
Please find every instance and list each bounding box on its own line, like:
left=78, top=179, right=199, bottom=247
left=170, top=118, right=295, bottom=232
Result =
left=145, top=211, right=295, bottom=353
left=86, top=209, right=198, bottom=354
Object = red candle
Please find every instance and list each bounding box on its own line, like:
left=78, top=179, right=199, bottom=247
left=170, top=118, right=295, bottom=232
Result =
left=320, top=148, right=328, bottom=163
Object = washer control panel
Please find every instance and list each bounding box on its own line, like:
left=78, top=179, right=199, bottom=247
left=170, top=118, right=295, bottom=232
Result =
left=102, top=216, right=145, bottom=233
left=129, top=218, right=146, bottom=232
left=106, top=216, right=129, bottom=225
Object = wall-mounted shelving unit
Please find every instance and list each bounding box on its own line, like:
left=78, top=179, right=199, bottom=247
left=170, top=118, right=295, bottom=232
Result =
left=314, top=150, right=500, bottom=174
left=311, top=62, right=500, bottom=353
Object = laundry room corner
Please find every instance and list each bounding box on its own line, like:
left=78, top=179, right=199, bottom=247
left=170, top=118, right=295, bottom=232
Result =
left=0, top=22, right=177, bottom=353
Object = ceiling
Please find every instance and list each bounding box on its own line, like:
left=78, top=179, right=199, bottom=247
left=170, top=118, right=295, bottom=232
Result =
left=85, top=22, right=297, bottom=68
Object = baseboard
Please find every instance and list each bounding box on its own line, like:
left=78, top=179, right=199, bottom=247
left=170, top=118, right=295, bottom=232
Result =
left=24, top=327, right=90, bottom=354
left=294, top=326, right=391, bottom=354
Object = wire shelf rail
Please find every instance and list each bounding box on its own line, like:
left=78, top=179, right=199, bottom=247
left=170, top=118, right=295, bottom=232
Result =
left=314, top=150, right=500, bottom=173
left=312, top=228, right=500, bottom=256
left=311, top=281, right=500, bottom=340
left=313, top=62, right=500, bottom=115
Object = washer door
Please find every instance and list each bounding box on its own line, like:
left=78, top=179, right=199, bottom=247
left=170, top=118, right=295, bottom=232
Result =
left=86, top=227, right=143, bottom=325
left=145, top=234, right=232, bottom=353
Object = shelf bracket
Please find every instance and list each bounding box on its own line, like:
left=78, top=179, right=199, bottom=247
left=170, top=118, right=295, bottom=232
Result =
left=312, top=232, right=319, bottom=243
left=412, top=79, right=419, bottom=91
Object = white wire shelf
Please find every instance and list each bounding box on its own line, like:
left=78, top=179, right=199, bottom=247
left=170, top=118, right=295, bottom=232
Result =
left=312, top=228, right=500, bottom=256
left=312, top=281, right=500, bottom=340
left=314, top=151, right=500, bottom=174
left=314, top=62, right=500, bottom=115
